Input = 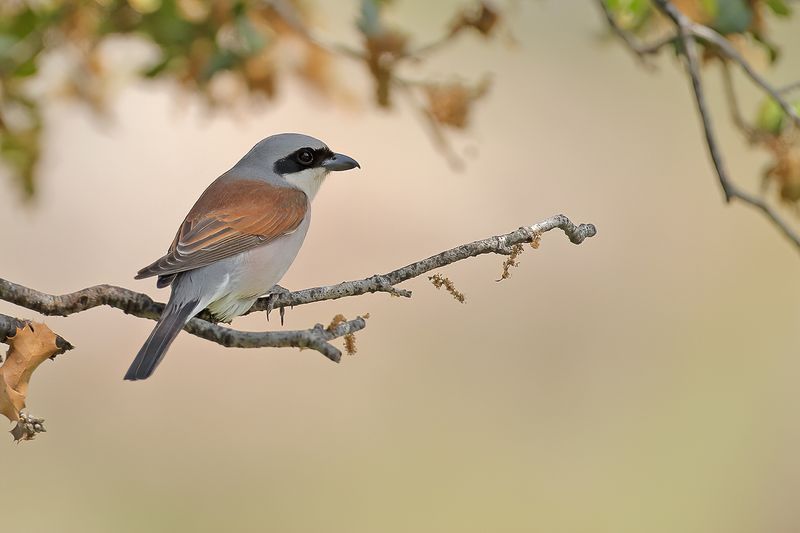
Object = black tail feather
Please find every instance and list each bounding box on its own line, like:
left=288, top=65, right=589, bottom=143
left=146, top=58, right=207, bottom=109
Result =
left=124, top=299, right=199, bottom=381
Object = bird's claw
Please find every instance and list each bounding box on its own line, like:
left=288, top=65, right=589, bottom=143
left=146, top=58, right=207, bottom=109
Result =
left=264, top=285, right=291, bottom=326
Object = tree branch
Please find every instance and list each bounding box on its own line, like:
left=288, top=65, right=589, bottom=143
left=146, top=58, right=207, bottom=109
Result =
left=595, top=0, right=675, bottom=62
left=719, top=62, right=759, bottom=141
left=686, top=22, right=800, bottom=128
left=250, top=214, right=596, bottom=313
left=599, top=0, right=800, bottom=251
left=0, top=214, right=596, bottom=360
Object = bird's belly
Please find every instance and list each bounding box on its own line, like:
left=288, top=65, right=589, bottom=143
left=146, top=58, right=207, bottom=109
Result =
left=205, top=215, right=310, bottom=320
left=233, top=234, right=305, bottom=297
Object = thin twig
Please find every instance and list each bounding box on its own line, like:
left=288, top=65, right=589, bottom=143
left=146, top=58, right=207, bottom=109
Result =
left=719, top=62, right=759, bottom=140
left=246, top=214, right=596, bottom=312
left=686, top=23, right=800, bottom=128
left=650, top=0, right=800, bottom=249
left=595, top=0, right=675, bottom=63
left=600, top=0, right=800, bottom=251
left=667, top=5, right=737, bottom=201
left=780, top=81, right=800, bottom=94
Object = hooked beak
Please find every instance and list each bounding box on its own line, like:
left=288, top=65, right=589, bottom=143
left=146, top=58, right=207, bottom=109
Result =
left=322, top=152, right=360, bottom=171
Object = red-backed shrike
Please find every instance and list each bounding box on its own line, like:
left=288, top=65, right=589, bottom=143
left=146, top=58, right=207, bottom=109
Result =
left=125, top=133, right=360, bottom=380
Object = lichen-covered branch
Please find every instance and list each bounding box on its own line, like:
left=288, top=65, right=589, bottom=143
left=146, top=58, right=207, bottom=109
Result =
left=0, top=214, right=596, bottom=360
left=249, top=213, right=596, bottom=313
left=182, top=316, right=366, bottom=364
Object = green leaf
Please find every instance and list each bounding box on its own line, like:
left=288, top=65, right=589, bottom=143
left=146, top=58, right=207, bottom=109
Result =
left=13, top=57, right=38, bottom=77
left=357, top=0, right=384, bottom=36
left=201, top=48, right=238, bottom=80
left=764, top=0, right=792, bottom=17
left=603, top=0, right=652, bottom=30
left=752, top=33, right=781, bottom=64
left=711, top=0, right=753, bottom=34
left=236, top=13, right=265, bottom=54
left=700, top=0, right=719, bottom=18
left=756, top=97, right=800, bottom=134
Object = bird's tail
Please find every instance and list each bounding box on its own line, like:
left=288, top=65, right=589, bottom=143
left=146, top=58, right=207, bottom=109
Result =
left=124, top=298, right=200, bottom=381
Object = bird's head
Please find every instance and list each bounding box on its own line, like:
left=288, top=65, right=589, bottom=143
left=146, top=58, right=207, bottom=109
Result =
left=238, top=133, right=360, bottom=200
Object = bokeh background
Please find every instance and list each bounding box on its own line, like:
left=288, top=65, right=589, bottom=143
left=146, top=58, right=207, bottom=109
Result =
left=3, top=2, right=800, bottom=532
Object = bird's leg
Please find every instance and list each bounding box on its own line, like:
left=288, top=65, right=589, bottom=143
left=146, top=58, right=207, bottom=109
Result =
left=264, top=285, right=291, bottom=326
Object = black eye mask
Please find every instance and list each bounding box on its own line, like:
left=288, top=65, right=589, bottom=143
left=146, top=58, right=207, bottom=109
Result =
left=273, top=147, right=334, bottom=175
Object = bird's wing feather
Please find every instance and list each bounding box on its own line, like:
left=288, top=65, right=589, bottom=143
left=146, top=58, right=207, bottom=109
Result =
left=135, top=178, right=308, bottom=279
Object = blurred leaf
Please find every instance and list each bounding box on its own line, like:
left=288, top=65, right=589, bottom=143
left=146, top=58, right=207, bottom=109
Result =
left=451, top=2, right=500, bottom=37
left=202, top=47, right=238, bottom=79
left=129, top=0, right=163, bottom=15
left=12, top=57, right=38, bottom=78
left=364, top=30, right=407, bottom=107
left=763, top=139, right=800, bottom=203
left=756, top=97, right=785, bottom=133
left=424, top=78, right=490, bottom=129
left=755, top=97, right=800, bottom=134
left=1, top=98, right=42, bottom=201
left=604, top=0, right=652, bottom=30
left=700, top=0, right=719, bottom=18
left=752, top=32, right=781, bottom=63
left=711, top=0, right=753, bottom=34
left=0, top=0, right=506, bottom=198
left=764, top=0, right=792, bottom=17
left=357, top=0, right=385, bottom=36
left=235, top=12, right=266, bottom=53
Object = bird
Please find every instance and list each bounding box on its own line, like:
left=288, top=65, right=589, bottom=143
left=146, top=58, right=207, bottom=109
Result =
left=125, top=133, right=360, bottom=381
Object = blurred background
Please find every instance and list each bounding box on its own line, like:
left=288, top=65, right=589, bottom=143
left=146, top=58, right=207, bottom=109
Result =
left=2, top=1, right=800, bottom=532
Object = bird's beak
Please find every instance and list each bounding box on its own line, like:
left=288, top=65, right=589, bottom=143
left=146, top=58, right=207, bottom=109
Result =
left=322, top=152, right=360, bottom=171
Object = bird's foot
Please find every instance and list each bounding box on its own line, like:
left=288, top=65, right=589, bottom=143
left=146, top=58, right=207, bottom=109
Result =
left=264, top=285, right=291, bottom=326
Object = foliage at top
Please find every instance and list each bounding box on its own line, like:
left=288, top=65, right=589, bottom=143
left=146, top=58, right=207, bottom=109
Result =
left=0, top=0, right=503, bottom=200
left=606, top=0, right=800, bottom=207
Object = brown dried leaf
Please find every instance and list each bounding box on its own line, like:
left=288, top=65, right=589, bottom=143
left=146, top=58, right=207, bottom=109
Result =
left=297, top=44, right=334, bottom=94
left=767, top=149, right=800, bottom=202
left=365, top=30, right=408, bottom=107
left=424, top=78, right=490, bottom=129
left=761, top=136, right=800, bottom=202
left=672, top=0, right=715, bottom=25
left=1, top=323, right=61, bottom=439
left=748, top=0, right=766, bottom=35
left=176, top=0, right=210, bottom=22
left=451, top=1, right=500, bottom=37
left=251, top=0, right=309, bottom=36
left=243, top=49, right=278, bottom=98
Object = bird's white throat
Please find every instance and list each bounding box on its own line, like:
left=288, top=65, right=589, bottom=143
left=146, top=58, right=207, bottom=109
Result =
left=283, top=167, right=329, bottom=201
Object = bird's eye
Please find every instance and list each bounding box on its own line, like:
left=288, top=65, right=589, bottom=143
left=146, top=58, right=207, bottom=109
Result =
left=297, top=149, right=314, bottom=165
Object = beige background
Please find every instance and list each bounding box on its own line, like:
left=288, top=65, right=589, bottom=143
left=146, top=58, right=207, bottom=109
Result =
left=2, top=2, right=800, bottom=532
